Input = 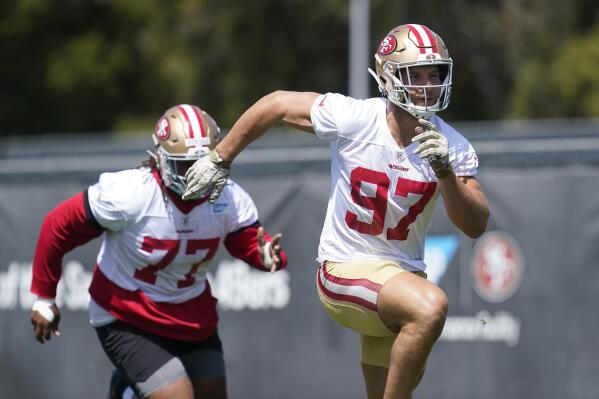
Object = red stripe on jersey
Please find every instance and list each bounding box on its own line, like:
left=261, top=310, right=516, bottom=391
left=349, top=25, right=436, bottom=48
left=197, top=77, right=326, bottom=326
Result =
left=178, top=106, right=194, bottom=138
left=89, top=266, right=218, bottom=341
left=319, top=94, right=328, bottom=107
left=192, top=106, right=207, bottom=138
left=420, top=25, right=438, bottom=53
left=317, top=268, right=378, bottom=311
left=407, top=24, right=426, bottom=53
left=31, top=192, right=103, bottom=298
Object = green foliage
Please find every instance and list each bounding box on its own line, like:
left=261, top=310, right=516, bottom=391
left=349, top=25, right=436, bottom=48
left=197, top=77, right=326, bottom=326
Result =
left=0, top=0, right=597, bottom=135
left=0, top=0, right=350, bottom=134
left=548, top=21, right=599, bottom=116
left=508, top=18, right=599, bottom=118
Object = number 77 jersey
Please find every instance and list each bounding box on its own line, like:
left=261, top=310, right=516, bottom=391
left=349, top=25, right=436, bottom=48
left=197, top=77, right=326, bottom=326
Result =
left=311, top=93, right=479, bottom=272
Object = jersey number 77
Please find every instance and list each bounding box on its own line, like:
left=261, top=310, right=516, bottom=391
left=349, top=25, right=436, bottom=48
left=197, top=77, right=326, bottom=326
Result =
left=133, top=237, right=220, bottom=288
left=345, top=167, right=437, bottom=240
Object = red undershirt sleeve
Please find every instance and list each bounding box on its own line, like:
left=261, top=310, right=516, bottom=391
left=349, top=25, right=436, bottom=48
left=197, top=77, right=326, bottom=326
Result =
left=224, top=222, right=288, bottom=271
left=31, top=190, right=104, bottom=298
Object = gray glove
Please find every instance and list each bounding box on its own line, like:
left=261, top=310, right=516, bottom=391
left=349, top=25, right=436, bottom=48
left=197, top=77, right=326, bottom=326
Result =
left=183, top=150, right=231, bottom=203
left=412, top=118, right=452, bottom=179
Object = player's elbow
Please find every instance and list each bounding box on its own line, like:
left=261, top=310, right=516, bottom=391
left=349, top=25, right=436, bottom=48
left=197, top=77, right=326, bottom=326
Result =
left=263, top=90, right=294, bottom=119
left=463, top=224, right=486, bottom=239
left=462, top=213, right=489, bottom=239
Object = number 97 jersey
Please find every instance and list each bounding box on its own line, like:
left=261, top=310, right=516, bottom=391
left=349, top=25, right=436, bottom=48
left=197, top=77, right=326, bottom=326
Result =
left=310, top=93, right=479, bottom=272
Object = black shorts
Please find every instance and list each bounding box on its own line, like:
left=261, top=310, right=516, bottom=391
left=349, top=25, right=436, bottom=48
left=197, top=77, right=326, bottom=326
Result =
left=95, top=320, right=225, bottom=397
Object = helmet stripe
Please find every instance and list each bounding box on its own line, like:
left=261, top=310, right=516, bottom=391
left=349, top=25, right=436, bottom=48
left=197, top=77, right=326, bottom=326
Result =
left=406, top=24, right=425, bottom=53
left=180, top=104, right=205, bottom=139
left=407, top=24, right=436, bottom=54
left=419, top=25, right=438, bottom=53
left=178, top=105, right=194, bottom=138
left=191, top=106, right=207, bottom=138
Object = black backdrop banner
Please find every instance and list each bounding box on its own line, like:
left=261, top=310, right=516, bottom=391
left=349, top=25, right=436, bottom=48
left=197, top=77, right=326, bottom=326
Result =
left=1, top=165, right=598, bottom=399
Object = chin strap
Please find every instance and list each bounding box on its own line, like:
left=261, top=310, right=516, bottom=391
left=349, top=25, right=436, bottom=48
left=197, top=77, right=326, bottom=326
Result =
left=368, top=68, right=387, bottom=95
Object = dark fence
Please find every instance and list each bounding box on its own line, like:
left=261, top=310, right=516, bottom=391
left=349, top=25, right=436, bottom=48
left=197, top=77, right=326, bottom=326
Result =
left=2, top=119, right=599, bottom=398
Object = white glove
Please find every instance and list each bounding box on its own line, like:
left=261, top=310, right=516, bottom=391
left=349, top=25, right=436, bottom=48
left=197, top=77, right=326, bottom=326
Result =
left=183, top=150, right=231, bottom=203
left=412, top=118, right=452, bottom=179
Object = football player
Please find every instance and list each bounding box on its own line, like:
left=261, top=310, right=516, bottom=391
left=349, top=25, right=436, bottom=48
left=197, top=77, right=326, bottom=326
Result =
left=182, top=24, right=490, bottom=399
left=29, top=104, right=287, bottom=399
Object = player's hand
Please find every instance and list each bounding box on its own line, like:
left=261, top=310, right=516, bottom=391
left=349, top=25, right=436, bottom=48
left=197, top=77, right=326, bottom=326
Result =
left=412, top=118, right=453, bottom=179
left=256, top=226, right=283, bottom=272
left=31, top=298, right=61, bottom=344
left=183, top=150, right=230, bottom=203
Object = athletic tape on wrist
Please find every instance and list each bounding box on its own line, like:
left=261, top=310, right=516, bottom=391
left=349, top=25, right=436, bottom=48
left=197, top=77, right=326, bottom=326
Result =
left=32, top=298, right=56, bottom=322
left=262, top=241, right=273, bottom=270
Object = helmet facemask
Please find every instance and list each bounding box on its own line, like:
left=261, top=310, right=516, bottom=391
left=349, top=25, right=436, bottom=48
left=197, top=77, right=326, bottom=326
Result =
left=153, top=145, right=209, bottom=196
left=383, top=59, right=452, bottom=119
left=151, top=104, right=222, bottom=196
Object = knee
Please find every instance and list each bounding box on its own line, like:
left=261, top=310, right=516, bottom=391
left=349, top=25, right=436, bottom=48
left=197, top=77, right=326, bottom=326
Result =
left=415, top=289, right=448, bottom=335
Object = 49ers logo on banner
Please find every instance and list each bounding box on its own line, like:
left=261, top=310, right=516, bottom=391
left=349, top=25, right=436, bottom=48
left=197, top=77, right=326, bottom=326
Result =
left=378, top=35, right=397, bottom=55
left=471, top=231, right=524, bottom=303
left=155, top=117, right=170, bottom=141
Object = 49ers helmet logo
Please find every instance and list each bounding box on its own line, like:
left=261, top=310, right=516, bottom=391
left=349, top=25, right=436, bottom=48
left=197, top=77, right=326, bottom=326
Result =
left=155, top=117, right=170, bottom=141
left=377, top=35, right=397, bottom=55
left=471, top=231, right=524, bottom=303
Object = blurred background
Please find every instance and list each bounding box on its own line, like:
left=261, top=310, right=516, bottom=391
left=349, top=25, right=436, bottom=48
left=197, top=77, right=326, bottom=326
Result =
left=1, top=1, right=599, bottom=398
left=2, top=0, right=599, bottom=134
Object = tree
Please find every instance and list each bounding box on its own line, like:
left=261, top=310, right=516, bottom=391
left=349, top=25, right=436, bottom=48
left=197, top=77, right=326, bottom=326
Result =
left=508, top=17, right=599, bottom=118
left=0, top=0, right=598, bottom=135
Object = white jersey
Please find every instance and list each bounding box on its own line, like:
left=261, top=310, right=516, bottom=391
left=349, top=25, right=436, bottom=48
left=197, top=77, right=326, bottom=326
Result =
left=87, top=168, right=258, bottom=304
left=310, top=93, right=478, bottom=272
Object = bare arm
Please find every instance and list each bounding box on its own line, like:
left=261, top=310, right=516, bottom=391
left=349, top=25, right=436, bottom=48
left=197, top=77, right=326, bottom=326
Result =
left=438, top=175, right=489, bottom=238
left=182, top=91, right=320, bottom=202
left=216, top=90, right=320, bottom=162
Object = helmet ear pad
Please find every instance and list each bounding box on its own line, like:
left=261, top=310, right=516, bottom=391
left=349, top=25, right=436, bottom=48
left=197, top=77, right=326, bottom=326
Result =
left=152, top=104, right=222, bottom=195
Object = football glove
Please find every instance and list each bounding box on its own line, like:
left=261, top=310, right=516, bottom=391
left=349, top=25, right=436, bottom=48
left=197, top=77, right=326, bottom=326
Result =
left=183, top=150, right=230, bottom=203
left=412, top=118, right=453, bottom=179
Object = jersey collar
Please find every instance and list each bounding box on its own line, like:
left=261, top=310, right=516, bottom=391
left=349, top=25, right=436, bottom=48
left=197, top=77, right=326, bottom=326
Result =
left=150, top=168, right=208, bottom=214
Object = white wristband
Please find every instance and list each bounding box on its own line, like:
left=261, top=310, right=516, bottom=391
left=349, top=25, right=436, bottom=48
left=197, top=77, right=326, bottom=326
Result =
left=32, top=297, right=56, bottom=322
left=262, top=241, right=273, bottom=270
